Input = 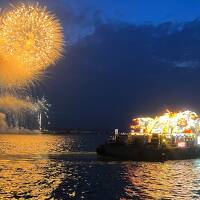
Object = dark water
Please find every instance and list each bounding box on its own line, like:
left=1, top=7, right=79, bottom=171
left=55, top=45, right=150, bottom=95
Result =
left=1, top=134, right=200, bottom=199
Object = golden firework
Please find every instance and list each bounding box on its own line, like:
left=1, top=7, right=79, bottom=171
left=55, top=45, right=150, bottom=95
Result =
left=0, top=3, right=64, bottom=68
left=0, top=55, right=41, bottom=89
left=0, top=3, right=64, bottom=73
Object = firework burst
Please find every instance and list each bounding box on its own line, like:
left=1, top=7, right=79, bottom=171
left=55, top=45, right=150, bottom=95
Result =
left=0, top=55, right=42, bottom=89
left=0, top=3, right=64, bottom=130
left=0, top=3, right=64, bottom=88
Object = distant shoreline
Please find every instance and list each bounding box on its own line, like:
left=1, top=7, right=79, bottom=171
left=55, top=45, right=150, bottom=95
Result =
left=0, top=130, right=112, bottom=135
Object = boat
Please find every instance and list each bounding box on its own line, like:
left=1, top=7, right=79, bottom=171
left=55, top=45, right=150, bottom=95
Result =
left=97, top=110, right=200, bottom=161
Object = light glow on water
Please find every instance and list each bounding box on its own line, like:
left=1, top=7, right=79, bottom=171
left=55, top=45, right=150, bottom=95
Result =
left=123, top=160, right=200, bottom=199
left=0, top=134, right=200, bottom=199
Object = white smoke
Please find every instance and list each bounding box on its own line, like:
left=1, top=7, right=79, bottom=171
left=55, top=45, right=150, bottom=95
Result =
left=0, top=112, right=42, bottom=133
left=0, top=112, right=8, bottom=131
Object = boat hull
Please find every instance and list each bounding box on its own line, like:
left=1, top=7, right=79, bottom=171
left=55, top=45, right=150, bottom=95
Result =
left=96, top=144, right=200, bottom=161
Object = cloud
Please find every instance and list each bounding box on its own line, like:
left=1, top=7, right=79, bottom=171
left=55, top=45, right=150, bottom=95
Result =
left=174, top=61, right=199, bottom=68
left=0, top=0, right=104, bottom=43
left=42, top=20, right=200, bottom=129
left=52, top=5, right=103, bottom=43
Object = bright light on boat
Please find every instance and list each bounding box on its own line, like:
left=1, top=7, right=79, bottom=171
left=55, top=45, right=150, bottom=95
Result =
left=178, top=142, right=186, bottom=148
left=197, top=136, right=200, bottom=145
left=130, top=110, right=199, bottom=136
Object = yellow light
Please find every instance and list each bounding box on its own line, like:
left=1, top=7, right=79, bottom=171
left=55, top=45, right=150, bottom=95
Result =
left=130, top=110, right=200, bottom=137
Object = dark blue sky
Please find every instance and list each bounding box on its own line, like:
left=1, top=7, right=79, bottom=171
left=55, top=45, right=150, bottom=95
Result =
left=59, top=0, right=200, bottom=43
left=53, top=0, right=200, bottom=42
left=2, top=1, right=200, bottom=130
left=63, top=0, right=200, bottom=23
left=2, top=0, right=200, bottom=41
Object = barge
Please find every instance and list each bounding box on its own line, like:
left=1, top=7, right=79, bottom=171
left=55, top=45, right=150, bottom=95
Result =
left=97, top=110, right=200, bottom=161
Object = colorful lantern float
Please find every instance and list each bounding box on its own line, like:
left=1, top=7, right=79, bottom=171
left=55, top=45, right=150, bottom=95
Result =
left=130, top=110, right=200, bottom=147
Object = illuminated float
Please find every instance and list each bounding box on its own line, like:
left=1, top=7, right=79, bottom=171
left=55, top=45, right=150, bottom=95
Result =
left=97, top=110, right=200, bottom=161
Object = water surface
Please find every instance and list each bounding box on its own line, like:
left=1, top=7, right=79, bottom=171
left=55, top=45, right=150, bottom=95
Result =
left=0, top=133, right=200, bottom=199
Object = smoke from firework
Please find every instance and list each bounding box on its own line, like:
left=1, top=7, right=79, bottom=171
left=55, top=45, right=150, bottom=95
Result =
left=0, top=95, right=50, bottom=130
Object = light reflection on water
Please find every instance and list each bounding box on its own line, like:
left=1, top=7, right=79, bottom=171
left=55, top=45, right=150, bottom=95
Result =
left=0, top=134, right=73, bottom=154
left=123, top=160, right=200, bottom=199
left=0, top=134, right=200, bottom=199
left=0, top=160, right=65, bottom=199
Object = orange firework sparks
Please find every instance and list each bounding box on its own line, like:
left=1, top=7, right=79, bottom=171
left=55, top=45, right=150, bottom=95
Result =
left=0, top=55, right=42, bottom=89
left=0, top=3, right=64, bottom=88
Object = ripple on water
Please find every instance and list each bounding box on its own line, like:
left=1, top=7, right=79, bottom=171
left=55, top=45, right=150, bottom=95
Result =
left=0, top=134, right=200, bottom=199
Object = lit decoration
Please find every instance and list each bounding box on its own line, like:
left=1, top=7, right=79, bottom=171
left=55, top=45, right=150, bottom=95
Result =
left=197, top=136, right=200, bottom=145
left=130, top=110, right=200, bottom=136
left=130, top=110, right=200, bottom=148
left=0, top=3, right=64, bottom=88
left=178, top=142, right=186, bottom=148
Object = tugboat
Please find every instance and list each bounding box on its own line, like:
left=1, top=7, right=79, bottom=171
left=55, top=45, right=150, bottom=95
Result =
left=97, top=110, right=200, bottom=161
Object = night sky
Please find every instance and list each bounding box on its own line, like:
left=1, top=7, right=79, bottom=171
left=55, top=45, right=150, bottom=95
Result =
left=1, top=0, right=200, bottom=130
